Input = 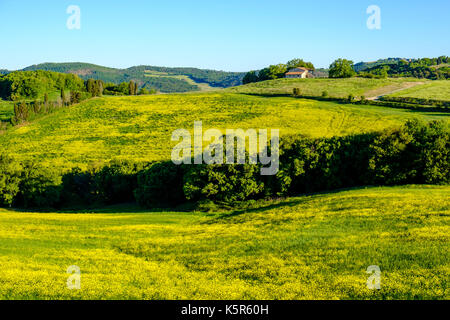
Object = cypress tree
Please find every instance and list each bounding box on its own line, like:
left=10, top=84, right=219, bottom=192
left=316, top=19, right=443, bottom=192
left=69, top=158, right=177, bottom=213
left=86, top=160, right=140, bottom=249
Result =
left=128, top=81, right=135, bottom=95
left=60, top=88, right=66, bottom=106
left=44, top=93, right=49, bottom=106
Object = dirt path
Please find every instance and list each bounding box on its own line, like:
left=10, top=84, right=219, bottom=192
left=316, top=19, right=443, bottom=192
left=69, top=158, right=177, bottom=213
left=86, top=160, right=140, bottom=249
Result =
left=366, top=81, right=425, bottom=101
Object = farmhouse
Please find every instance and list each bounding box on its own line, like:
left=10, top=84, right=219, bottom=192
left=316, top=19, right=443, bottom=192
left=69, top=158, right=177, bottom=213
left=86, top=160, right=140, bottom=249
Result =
left=285, top=67, right=310, bottom=78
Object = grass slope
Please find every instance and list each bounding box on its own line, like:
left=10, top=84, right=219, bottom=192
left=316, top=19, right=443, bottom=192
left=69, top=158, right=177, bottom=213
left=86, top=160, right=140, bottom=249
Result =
left=387, top=80, right=450, bottom=101
left=0, top=92, right=447, bottom=169
left=0, top=185, right=448, bottom=299
left=226, top=77, right=426, bottom=98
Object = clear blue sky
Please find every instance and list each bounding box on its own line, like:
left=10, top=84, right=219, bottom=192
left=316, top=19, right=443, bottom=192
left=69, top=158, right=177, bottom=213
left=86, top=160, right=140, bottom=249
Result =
left=0, top=0, right=449, bottom=71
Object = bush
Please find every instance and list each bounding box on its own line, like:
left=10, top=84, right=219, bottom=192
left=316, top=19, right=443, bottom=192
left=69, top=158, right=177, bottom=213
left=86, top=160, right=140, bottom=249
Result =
left=183, top=163, right=265, bottom=203
left=134, top=161, right=186, bottom=207
left=293, top=88, right=301, bottom=96
left=15, top=162, right=62, bottom=208
left=369, top=120, right=449, bottom=184
left=274, top=134, right=375, bottom=195
left=94, top=160, right=145, bottom=205
left=60, top=168, right=97, bottom=206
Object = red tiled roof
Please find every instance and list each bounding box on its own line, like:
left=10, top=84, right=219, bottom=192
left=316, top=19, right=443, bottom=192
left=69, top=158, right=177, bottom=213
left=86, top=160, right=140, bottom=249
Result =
left=286, top=67, right=309, bottom=75
left=286, top=71, right=307, bottom=75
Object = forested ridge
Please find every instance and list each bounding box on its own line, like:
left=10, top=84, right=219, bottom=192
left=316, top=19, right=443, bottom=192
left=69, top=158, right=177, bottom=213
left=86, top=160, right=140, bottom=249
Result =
left=17, top=62, right=245, bottom=92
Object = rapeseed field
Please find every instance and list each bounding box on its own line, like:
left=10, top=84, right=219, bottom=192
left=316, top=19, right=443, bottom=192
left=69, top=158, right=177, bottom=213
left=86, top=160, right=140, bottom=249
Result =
left=0, top=186, right=448, bottom=300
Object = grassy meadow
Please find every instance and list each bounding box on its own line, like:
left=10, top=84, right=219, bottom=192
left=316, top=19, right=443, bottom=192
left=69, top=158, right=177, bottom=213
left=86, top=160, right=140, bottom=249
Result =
left=0, top=185, right=448, bottom=300
left=226, top=77, right=427, bottom=98
left=387, top=80, right=450, bottom=101
left=0, top=91, right=448, bottom=170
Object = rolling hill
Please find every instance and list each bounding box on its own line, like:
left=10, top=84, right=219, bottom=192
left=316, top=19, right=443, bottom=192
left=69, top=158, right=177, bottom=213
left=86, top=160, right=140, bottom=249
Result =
left=226, top=77, right=427, bottom=98
left=19, top=62, right=245, bottom=93
left=0, top=77, right=448, bottom=170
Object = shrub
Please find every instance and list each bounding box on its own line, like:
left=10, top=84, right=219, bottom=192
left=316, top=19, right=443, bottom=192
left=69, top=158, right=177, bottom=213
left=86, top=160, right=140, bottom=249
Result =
left=275, top=134, right=375, bottom=195
left=94, top=160, right=145, bottom=205
left=369, top=120, right=449, bottom=185
left=134, top=161, right=186, bottom=207
left=183, top=163, right=265, bottom=203
left=15, top=162, right=62, bottom=208
left=60, top=168, right=96, bottom=206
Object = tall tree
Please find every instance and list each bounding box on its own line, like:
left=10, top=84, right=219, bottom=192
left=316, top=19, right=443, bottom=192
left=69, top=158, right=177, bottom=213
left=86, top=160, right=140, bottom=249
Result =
left=128, top=81, right=135, bottom=95
left=60, top=88, right=66, bottom=106
left=329, top=59, right=356, bottom=78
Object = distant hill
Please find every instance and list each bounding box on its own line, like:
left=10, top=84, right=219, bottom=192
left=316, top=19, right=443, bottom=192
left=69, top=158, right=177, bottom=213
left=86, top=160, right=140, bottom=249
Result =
left=19, top=63, right=245, bottom=93
left=353, top=58, right=407, bottom=72
left=357, top=57, right=449, bottom=80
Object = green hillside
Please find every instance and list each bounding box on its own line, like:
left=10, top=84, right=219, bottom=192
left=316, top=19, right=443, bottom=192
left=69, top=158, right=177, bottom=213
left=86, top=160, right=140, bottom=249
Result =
left=0, top=185, right=448, bottom=299
left=0, top=91, right=447, bottom=170
left=227, top=77, right=426, bottom=98
left=387, top=81, right=450, bottom=101
left=21, top=62, right=245, bottom=93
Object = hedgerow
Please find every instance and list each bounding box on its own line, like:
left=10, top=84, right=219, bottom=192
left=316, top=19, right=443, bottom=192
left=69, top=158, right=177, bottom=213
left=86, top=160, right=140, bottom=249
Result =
left=0, top=119, right=447, bottom=209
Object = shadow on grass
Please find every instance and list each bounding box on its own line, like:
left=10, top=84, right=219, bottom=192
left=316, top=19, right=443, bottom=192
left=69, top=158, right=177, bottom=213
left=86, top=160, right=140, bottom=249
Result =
left=239, top=93, right=450, bottom=114
left=208, top=186, right=380, bottom=222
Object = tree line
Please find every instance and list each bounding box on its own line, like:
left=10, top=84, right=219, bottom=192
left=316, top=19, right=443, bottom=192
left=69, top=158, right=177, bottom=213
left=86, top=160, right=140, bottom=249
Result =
left=0, top=119, right=448, bottom=209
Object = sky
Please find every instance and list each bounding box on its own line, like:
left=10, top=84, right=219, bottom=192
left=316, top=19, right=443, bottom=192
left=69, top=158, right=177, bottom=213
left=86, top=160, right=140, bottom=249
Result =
left=0, top=0, right=449, bottom=71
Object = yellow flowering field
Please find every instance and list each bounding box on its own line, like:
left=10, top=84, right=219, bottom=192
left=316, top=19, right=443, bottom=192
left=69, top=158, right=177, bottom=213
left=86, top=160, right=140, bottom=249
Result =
left=0, top=185, right=448, bottom=300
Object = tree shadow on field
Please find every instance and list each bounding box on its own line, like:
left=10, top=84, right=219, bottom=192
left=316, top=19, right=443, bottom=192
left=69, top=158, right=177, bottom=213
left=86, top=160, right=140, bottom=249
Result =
left=208, top=185, right=379, bottom=223
left=405, top=109, right=450, bottom=118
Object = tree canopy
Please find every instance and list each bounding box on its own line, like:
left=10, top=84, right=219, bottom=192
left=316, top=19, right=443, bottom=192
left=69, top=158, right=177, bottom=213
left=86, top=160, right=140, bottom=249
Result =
left=329, top=59, right=356, bottom=78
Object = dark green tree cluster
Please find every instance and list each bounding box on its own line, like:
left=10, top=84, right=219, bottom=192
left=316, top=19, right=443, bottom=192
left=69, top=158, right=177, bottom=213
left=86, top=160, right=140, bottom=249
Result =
left=134, top=120, right=449, bottom=207
left=243, top=59, right=315, bottom=84
left=0, top=159, right=144, bottom=208
left=85, top=79, right=104, bottom=97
